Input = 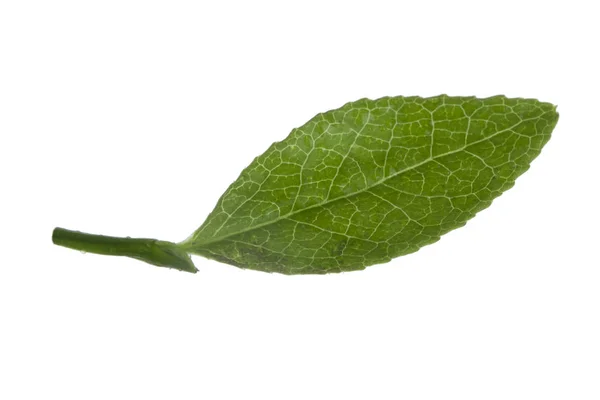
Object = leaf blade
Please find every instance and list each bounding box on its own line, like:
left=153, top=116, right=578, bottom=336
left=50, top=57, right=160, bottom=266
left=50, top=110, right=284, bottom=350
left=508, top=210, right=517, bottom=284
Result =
left=183, top=95, right=558, bottom=274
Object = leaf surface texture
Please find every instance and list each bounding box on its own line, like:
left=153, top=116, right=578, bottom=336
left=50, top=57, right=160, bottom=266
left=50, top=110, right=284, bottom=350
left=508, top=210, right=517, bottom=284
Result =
left=183, top=95, right=558, bottom=274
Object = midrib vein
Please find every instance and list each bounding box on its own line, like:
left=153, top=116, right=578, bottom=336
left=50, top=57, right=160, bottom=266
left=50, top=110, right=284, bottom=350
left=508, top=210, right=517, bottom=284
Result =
left=182, top=115, right=542, bottom=249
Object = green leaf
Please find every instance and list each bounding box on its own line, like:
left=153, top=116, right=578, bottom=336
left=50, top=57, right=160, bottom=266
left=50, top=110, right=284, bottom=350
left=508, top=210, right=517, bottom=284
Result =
left=178, top=95, right=558, bottom=274
left=53, top=95, right=558, bottom=275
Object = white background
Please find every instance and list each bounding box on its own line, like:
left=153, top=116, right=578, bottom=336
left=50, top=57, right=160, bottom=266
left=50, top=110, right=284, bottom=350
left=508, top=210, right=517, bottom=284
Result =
left=1, top=1, right=599, bottom=399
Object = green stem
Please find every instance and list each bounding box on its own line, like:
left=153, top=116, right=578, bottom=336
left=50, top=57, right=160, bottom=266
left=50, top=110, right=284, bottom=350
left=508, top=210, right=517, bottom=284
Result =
left=52, top=227, right=197, bottom=273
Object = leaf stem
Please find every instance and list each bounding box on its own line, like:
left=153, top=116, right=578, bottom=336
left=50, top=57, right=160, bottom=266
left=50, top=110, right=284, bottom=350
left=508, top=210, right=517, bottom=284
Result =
left=52, top=227, right=197, bottom=273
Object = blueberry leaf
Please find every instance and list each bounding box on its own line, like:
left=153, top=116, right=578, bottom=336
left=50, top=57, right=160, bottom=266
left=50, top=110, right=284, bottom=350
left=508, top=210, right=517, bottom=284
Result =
left=53, top=95, right=558, bottom=274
